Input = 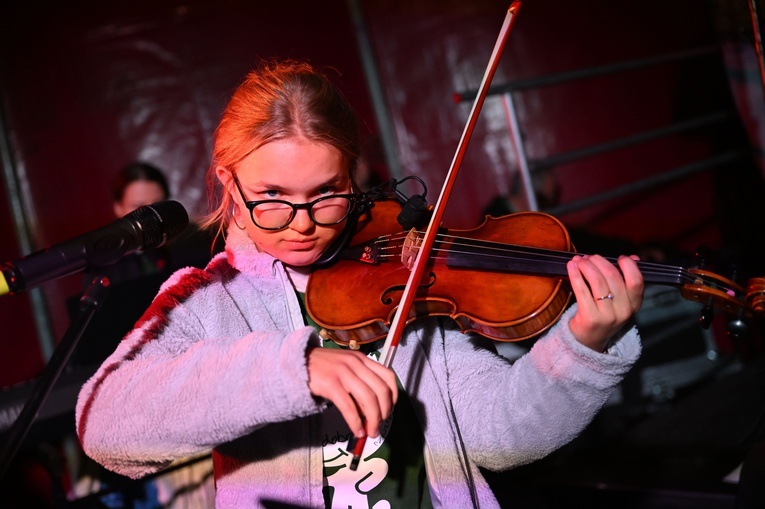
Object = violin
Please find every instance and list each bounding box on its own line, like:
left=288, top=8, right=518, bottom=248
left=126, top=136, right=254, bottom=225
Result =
left=306, top=198, right=765, bottom=350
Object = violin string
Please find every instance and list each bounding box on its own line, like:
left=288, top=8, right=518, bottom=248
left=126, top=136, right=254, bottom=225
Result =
left=443, top=234, right=687, bottom=277
left=376, top=230, right=681, bottom=275
left=377, top=230, right=669, bottom=273
left=369, top=231, right=739, bottom=295
left=445, top=234, right=741, bottom=295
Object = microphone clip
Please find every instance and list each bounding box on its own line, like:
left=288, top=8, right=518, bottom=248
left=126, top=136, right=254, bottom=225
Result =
left=367, top=176, right=430, bottom=230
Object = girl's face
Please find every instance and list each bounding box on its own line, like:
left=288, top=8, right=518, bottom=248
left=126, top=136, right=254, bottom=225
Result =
left=226, top=137, right=352, bottom=267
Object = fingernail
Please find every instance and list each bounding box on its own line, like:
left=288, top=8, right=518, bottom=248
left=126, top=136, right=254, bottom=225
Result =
left=355, top=429, right=366, bottom=438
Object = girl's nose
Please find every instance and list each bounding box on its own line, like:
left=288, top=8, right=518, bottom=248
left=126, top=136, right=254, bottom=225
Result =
left=289, top=208, right=314, bottom=232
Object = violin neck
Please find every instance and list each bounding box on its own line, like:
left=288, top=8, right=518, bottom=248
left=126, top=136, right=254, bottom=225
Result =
left=444, top=238, right=687, bottom=287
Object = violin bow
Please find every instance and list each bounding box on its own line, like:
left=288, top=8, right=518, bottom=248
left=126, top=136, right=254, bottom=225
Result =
left=348, top=0, right=523, bottom=470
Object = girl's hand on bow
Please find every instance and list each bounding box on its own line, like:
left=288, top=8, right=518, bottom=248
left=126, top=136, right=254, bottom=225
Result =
left=566, top=254, right=644, bottom=352
left=307, top=347, right=398, bottom=439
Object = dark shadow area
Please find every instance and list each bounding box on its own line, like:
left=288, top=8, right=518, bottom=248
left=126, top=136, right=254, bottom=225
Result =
left=485, top=318, right=765, bottom=509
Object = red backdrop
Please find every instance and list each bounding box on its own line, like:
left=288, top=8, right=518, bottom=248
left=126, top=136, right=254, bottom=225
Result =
left=1, top=0, right=763, bottom=390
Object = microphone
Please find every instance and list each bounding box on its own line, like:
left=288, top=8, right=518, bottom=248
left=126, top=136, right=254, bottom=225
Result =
left=397, top=194, right=429, bottom=230
left=0, top=200, right=189, bottom=296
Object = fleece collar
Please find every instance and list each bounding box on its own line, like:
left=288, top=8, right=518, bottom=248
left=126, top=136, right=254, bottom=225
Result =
left=223, top=224, right=278, bottom=275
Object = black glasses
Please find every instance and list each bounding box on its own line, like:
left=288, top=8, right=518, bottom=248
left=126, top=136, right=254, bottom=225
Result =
left=232, top=173, right=358, bottom=231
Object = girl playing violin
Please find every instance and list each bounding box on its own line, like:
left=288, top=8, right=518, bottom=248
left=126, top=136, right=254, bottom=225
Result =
left=76, top=59, right=644, bottom=508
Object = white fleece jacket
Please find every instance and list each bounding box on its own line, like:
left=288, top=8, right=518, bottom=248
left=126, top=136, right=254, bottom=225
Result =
left=76, top=226, right=641, bottom=508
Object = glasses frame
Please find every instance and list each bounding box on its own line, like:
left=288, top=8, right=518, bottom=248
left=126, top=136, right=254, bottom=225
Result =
left=231, top=172, right=358, bottom=231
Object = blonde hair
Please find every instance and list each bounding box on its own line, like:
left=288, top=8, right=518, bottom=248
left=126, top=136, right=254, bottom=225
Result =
left=201, top=60, right=361, bottom=241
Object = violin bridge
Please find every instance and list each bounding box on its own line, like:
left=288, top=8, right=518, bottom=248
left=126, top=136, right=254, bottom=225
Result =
left=401, top=228, right=422, bottom=270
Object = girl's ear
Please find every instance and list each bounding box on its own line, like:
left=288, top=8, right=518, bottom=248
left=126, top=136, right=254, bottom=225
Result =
left=216, top=166, right=233, bottom=194
left=217, top=166, right=241, bottom=207
left=217, top=166, right=246, bottom=227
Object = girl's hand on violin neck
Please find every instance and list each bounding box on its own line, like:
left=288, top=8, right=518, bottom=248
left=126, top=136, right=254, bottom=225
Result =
left=307, top=347, right=399, bottom=439
left=566, top=254, right=644, bottom=352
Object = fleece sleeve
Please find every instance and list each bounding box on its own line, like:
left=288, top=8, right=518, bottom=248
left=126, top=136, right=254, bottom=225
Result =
left=75, top=269, right=324, bottom=479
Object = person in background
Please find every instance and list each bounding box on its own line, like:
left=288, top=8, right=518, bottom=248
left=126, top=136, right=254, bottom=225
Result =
left=76, top=60, right=644, bottom=508
left=109, top=162, right=174, bottom=283
left=71, top=162, right=175, bottom=366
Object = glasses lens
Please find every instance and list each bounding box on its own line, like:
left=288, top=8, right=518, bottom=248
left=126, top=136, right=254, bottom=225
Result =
left=250, top=196, right=354, bottom=229
left=312, top=196, right=353, bottom=225
left=252, top=202, right=294, bottom=229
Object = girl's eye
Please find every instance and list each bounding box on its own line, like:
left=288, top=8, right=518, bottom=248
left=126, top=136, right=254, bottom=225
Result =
left=261, top=189, right=280, bottom=199
left=316, top=186, right=335, bottom=196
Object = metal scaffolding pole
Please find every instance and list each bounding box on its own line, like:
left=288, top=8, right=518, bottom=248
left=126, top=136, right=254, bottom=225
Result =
left=455, top=45, right=719, bottom=100
left=544, top=151, right=741, bottom=217
left=0, top=75, right=56, bottom=361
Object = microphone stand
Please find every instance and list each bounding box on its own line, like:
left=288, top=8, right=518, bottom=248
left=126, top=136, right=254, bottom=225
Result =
left=0, top=272, right=112, bottom=480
